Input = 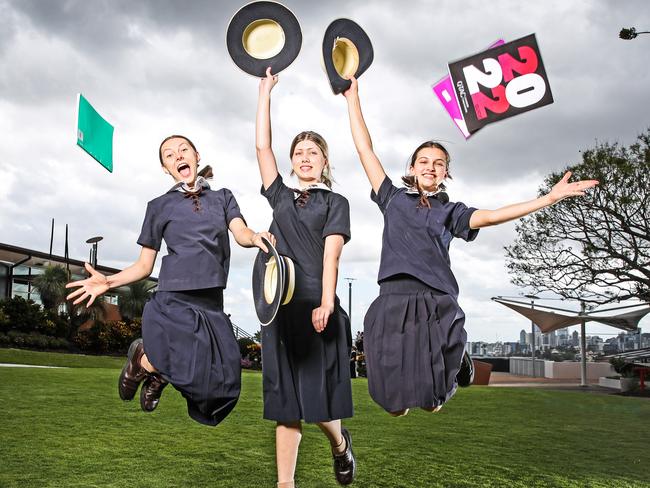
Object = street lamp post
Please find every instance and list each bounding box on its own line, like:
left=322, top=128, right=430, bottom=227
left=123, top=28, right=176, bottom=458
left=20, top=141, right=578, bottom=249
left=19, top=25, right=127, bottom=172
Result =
left=524, top=294, right=540, bottom=377
left=85, top=236, right=103, bottom=269
left=344, top=278, right=356, bottom=326
left=579, top=300, right=587, bottom=387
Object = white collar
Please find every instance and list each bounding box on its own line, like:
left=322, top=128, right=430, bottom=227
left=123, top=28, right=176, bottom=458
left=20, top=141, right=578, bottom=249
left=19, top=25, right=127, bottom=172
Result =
left=299, top=182, right=331, bottom=191
left=405, top=186, right=442, bottom=197
left=171, top=176, right=210, bottom=193
left=294, top=183, right=331, bottom=200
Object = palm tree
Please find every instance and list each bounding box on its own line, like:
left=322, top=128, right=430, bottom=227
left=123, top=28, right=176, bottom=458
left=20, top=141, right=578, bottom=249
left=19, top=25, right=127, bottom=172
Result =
left=32, top=265, right=68, bottom=311
left=118, top=281, right=154, bottom=320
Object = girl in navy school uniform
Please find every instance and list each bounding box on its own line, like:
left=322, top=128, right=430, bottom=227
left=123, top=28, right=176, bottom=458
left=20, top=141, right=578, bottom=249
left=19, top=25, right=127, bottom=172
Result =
left=256, top=68, right=356, bottom=488
left=67, top=135, right=274, bottom=426
left=342, top=76, right=598, bottom=416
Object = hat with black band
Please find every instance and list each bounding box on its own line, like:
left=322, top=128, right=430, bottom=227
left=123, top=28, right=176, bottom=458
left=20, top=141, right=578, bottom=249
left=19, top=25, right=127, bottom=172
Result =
left=322, top=18, right=374, bottom=94
left=227, top=1, right=302, bottom=77
left=252, top=236, right=295, bottom=326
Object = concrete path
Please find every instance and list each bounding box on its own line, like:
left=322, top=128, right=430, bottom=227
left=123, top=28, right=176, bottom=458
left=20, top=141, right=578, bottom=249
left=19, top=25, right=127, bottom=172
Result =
left=0, top=363, right=66, bottom=369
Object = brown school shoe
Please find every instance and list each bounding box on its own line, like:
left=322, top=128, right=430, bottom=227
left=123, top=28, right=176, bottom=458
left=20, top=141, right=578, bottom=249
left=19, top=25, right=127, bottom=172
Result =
left=140, top=372, right=168, bottom=412
left=118, top=338, right=147, bottom=400
left=333, top=428, right=356, bottom=485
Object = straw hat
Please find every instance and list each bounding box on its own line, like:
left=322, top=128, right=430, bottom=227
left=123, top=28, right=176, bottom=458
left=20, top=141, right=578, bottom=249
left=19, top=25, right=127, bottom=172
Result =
left=252, top=236, right=295, bottom=325
left=226, top=1, right=302, bottom=77
left=322, top=18, right=374, bottom=94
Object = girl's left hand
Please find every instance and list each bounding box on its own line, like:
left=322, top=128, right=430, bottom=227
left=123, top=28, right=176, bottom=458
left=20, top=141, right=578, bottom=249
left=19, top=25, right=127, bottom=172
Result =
left=252, top=231, right=276, bottom=252
left=547, top=171, right=599, bottom=204
left=259, top=67, right=279, bottom=95
left=312, top=303, right=334, bottom=333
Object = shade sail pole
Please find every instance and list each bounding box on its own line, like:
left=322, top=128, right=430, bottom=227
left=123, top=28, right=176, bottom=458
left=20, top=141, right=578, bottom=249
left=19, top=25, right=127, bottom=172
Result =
left=580, top=301, right=587, bottom=387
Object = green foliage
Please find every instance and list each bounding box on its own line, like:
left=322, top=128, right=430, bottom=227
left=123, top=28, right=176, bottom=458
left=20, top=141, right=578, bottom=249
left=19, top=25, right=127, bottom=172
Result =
left=73, top=319, right=142, bottom=354
left=117, top=281, right=153, bottom=320
left=0, top=296, right=48, bottom=333
left=609, top=357, right=636, bottom=377
left=0, top=331, right=70, bottom=350
left=31, top=265, right=69, bottom=311
left=237, top=337, right=256, bottom=357
left=0, top=308, right=9, bottom=332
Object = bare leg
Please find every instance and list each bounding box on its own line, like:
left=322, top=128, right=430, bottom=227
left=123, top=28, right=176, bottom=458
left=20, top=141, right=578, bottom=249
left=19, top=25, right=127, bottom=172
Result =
left=140, top=353, right=157, bottom=373
left=317, top=419, right=345, bottom=454
left=276, top=421, right=302, bottom=484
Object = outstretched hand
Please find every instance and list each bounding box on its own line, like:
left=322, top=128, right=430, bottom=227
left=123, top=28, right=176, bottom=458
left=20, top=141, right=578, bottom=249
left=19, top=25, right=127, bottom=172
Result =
left=259, top=67, right=278, bottom=95
left=65, top=262, right=109, bottom=306
left=342, top=75, right=358, bottom=99
left=547, top=171, right=599, bottom=204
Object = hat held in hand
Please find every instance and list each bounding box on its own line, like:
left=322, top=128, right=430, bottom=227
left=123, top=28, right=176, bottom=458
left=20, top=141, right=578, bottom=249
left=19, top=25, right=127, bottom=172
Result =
left=227, top=1, right=302, bottom=77
left=322, top=18, right=374, bottom=94
left=252, top=236, right=295, bottom=325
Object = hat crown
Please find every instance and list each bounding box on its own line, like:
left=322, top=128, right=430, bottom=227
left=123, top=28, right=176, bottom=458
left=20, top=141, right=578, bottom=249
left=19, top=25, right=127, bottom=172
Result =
left=242, top=18, right=286, bottom=59
left=332, top=37, right=360, bottom=78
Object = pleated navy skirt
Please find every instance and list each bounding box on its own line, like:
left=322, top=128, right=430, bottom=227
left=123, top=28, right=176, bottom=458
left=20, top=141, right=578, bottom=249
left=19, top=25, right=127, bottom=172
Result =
left=141, top=288, right=241, bottom=426
left=262, top=298, right=353, bottom=423
left=364, top=276, right=466, bottom=412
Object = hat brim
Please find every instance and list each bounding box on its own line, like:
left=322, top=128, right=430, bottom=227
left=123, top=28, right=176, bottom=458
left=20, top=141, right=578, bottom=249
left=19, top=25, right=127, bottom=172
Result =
left=252, top=237, right=295, bottom=326
left=322, top=18, right=374, bottom=94
left=227, top=1, right=302, bottom=77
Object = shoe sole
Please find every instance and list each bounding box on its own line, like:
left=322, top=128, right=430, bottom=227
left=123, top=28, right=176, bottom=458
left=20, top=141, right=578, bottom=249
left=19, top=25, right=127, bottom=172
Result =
left=118, top=338, right=143, bottom=401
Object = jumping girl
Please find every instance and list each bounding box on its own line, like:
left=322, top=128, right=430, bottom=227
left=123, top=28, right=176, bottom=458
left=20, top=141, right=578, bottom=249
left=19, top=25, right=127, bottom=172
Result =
left=67, top=135, right=273, bottom=425
left=343, top=76, right=597, bottom=416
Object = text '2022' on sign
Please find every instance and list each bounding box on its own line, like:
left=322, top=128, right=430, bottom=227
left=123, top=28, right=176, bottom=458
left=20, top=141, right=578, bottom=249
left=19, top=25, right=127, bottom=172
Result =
left=448, top=34, right=553, bottom=134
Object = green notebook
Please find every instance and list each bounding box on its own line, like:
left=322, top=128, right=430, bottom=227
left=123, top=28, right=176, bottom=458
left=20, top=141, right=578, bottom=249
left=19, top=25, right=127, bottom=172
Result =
left=76, top=94, right=114, bottom=172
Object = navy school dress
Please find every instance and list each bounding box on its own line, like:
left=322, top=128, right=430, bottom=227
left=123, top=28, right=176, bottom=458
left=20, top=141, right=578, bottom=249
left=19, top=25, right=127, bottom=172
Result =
left=137, top=181, right=243, bottom=426
left=260, top=175, right=353, bottom=423
left=364, top=176, right=479, bottom=412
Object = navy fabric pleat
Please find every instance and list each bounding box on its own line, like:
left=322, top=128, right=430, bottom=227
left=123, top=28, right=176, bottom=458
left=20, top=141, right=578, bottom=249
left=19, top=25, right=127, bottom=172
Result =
left=262, top=298, right=353, bottom=423
left=364, top=277, right=466, bottom=412
left=142, top=288, right=241, bottom=426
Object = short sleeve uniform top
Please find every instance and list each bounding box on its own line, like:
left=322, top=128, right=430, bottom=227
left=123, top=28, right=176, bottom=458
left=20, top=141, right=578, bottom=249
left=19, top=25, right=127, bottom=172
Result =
left=137, top=187, right=244, bottom=291
left=261, top=175, right=351, bottom=299
left=371, top=176, right=479, bottom=299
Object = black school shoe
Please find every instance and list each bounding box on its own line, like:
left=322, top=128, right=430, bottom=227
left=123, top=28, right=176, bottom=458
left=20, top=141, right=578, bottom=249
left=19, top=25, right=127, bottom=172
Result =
left=140, top=373, right=168, bottom=412
left=457, top=351, right=474, bottom=387
left=333, top=428, right=356, bottom=485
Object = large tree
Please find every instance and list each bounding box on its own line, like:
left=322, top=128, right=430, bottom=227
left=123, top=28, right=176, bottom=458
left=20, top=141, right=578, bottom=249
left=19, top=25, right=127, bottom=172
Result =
left=505, top=129, right=650, bottom=304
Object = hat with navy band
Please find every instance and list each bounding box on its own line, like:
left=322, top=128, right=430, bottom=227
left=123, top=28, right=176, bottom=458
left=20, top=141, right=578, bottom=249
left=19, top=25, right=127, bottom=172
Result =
left=252, top=236, right=295, bottom=326
left=322, top=18, right=374, bottom=94
left=227, top=1, right=302, bottom=77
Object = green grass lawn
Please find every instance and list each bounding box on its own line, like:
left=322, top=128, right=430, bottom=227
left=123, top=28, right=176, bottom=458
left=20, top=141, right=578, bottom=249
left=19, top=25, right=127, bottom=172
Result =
left=1, top=348, right=649, bottom=488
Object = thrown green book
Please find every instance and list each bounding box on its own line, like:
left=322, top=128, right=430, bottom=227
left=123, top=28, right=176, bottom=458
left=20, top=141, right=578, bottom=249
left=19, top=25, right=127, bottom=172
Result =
left=76, top=94, right=114, bottom=172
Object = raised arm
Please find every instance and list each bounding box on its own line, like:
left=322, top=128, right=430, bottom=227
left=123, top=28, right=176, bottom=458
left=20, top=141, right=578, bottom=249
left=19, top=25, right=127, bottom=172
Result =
left=256, top=67, right=280, bottom=190
left=342, top=76, right=387, bottom=193
left=469, top=171, right=599, bottom=229
left=228, top=217, right=275, bottom=252
left=65, top=246, right=158, bottom=306
left=312, top=234, right=345, bottom=333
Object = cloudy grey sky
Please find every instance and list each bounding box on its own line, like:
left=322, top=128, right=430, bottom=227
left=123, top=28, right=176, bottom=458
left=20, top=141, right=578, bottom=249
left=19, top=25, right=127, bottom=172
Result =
left=1, top=0, right=648, bottom=341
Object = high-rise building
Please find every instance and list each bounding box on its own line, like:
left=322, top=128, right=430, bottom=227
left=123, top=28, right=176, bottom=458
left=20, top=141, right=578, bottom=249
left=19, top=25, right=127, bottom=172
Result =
left=520, top=329, right=527, bottom=345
